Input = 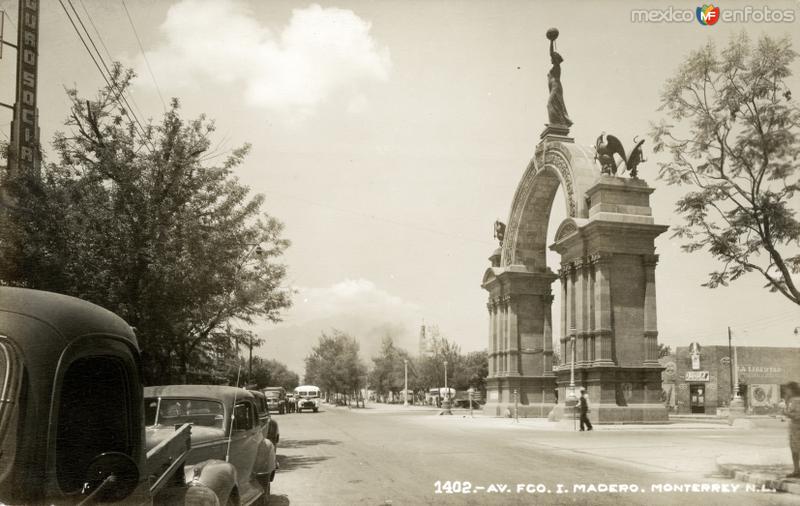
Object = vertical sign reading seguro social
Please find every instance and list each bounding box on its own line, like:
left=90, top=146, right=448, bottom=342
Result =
left=10, top=0, right=39, bottom=177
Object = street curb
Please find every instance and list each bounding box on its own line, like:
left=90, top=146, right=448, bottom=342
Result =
left=716, top=459, right=800, bottom=495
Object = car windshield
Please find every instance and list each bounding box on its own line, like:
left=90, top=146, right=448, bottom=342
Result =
left=264, top=391, right=282, bottom=399
left=145, top=398, right=225, bottom=429
left=297, top=390, right=319, bottom=398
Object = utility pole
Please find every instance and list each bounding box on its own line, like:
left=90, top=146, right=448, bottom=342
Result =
left=728, top=326, right=734, bottom=399
left=729, top=327, right=745, bottom=419
left=403, top=359, right=408, bottom=407
left=248, top=335, right=253, bottom=386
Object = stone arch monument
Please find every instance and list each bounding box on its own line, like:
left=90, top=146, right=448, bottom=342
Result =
left=481, top=29, right=667, bottom=423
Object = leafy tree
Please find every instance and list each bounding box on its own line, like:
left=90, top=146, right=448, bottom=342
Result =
left=652, top=34, right=800, bottom=305
left=304, top=329, right=366, bottom=403
left=368, top=336, right=412, bottom=401
left=263, top=358, right=300, bottom=391
left=658, top=343, right=672, bottom=358
left=415, top=334, right=463, bottom=392
left=0, top=66, right=292, bottom=383
left=229, top=356, right=299, bottom=390
left=458, top=350, right=489, bottom=393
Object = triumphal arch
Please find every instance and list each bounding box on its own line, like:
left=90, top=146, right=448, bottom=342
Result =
left=481, top=28, right=667, bottom=423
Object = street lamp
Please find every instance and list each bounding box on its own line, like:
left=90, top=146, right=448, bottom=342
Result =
left=403, top=359, right=409, bottom=407
left=442, top=359, right=452, bottom=415
left=567, top=334, right=577, bottom=401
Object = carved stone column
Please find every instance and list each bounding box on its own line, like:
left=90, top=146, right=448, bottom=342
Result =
left=643, top=254, right=659, bottom=365
left=573, top=258, right=588, bottom=366
left=486, top=300, right=497, bottom=378
left=505, top=296, right=520, bottom=375
left=591, top=253, right=614, bottom=366
left=501, top=299, right=509, bottom=375
left=543, top=293, right=555, bottom=375
left=559, top=266, right=568, bottom=371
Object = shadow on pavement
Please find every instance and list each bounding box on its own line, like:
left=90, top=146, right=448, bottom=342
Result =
left=268, top=494, right=290, bottom=505
left=279, top=438, right=340, bottom=449
left=277, top=454, right=331, bottom=471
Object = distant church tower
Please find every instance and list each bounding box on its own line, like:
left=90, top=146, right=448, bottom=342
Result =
left=418, top=323, right=431, bottom=356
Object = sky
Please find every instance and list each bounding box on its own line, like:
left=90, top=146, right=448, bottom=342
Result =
left=1, top=0, right=799, bottom=375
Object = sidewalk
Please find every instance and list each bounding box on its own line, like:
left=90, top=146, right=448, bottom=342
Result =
left=716, top=450, right=800, bottom=494
left=323, top=402, right=444, bottom=413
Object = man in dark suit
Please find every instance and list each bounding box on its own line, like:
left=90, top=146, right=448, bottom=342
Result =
left=579, top=388, right=593, bottom=431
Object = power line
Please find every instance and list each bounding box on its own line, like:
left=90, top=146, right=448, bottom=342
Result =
left=58, top=0, right=154, bottom=153
left=65, top=0, right=146, bottom=131
left=76, top=0, right=148, bottom=123
left=120, top=0, right=166, bottom=111
left=77, top=0, right=112, bottom=60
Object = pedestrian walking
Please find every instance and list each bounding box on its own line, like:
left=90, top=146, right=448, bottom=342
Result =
left=784, top=382, right=800, bottom=478
left=579, top=388, right=593, bottom=431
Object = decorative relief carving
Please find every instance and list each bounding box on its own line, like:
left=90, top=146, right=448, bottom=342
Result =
left=554, top=221, right=577, bottom=242
left=534, top=142, right=545, bottom=170
left=501, top=141, right=577, bottom=266
left=545, top=149, right=577, bottom=218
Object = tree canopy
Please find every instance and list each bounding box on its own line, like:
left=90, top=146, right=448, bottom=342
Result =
left=304, top=329, right=367, bottom=400
left=652, top=34, right=800, bottom=305
left=0, top=66, right=292, bottom=383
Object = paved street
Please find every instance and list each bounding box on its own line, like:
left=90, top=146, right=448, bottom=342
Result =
left=268, top=406, right=800, bottom=505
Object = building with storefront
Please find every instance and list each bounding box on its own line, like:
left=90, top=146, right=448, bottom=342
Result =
left=661, top=344, right=800, bottom=415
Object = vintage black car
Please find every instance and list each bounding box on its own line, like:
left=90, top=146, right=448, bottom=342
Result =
left=0, top=287, right=241, bottom=505
left=263, top=387, right=287, bottom=414
left=144, top=385, right=276, bottom=503
left=251, top=389, right=281, bottom=445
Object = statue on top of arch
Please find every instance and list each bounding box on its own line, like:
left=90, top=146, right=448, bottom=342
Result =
left=545, top=28, right=572, bottom=128
left=594, top=133, right=646, bottom=178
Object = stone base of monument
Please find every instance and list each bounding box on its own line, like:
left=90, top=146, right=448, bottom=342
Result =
left=540, top=123, right=573, bottom=142
left=484, top=375, right=558, bottom=418
left=483, top=402, right=557, bottom=418
left=547, top=403, right=667, bottom=424
left=552, top=367, right=668, bottom=423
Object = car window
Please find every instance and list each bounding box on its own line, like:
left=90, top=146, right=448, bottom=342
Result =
left=145, top=398, right=224, bottom=429
left=56, top=356, right=134, bottom=493
left=233, top=402, right=254, bottom=431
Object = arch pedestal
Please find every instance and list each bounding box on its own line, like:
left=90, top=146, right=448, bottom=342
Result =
left=482, top=133, right=668, bottom=423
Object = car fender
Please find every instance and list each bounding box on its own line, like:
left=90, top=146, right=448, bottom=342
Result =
left=254, top=438, right=277, bottom=478
left=186, top=459, right=238, bottom=505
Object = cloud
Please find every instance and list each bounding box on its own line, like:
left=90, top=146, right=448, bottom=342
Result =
left=286, top=278, right=419, bottom=325
left=254, top=279, right=421, bottom=374
left=142, top=1, right=391, bottom=115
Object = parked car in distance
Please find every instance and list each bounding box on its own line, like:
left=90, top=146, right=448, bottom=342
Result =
left=295, top=385, right=321, bottom=412
left=0, top=287, right=229, bottom=505
left=263, top=386, right=287, bottom=414
left=251, top=389, right=280, bottom=446
left=145, top=385, right=277, bottom=504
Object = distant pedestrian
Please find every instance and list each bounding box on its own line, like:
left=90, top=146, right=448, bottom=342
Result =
left=579, top=388, right=593, bottom=431
left=784, top=382, right=800, bottom=478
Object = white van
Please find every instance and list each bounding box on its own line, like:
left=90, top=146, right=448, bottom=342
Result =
left=294, top=385, right=321, bottom=413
